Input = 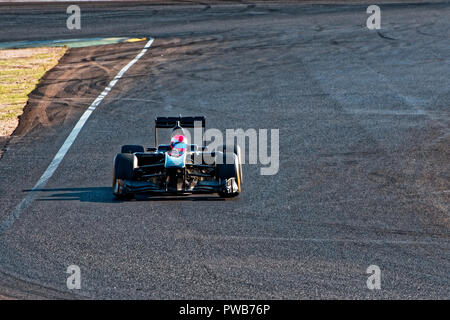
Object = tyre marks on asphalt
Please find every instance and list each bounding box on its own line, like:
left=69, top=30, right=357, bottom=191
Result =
left=299, top=21, right=450, bottom=226
left=0, top=38, right=154, bottom=235
left=14, top=43, right=150, bottom=137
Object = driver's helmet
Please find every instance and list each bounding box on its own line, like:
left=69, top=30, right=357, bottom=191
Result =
left=169, top=134, right=187, bottom=157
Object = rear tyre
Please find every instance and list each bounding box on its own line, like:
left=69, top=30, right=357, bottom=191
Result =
left=113, top=153, right=136, bottom=199
left=216, top=152, right=240, bottom=198
left=121, top=145, right=144, bottom=154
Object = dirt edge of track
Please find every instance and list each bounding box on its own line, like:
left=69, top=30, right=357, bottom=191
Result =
left=0, top=41, right=150, bottom=160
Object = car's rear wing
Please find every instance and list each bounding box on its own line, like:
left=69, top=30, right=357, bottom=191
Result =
left=155, top=116, right=205, bottom=128
left=154, top=116, right=206, bottom=146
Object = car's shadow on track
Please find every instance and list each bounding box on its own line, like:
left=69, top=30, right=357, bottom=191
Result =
left=134, top=195, right=226, bottom=202
left=27, top=187, right=225, bottom=203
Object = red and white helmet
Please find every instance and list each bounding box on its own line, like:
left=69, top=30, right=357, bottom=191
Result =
left=169, top=134, right=187, bottom=156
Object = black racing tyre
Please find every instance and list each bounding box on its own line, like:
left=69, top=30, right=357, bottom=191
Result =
left=216, top=144, right=243, bottom=185
left=121, top=144, right=144, bottom=154
left=114, top=153, right=135, bottom=180
left=216, top=152, right=240, bottom=198
left=112, top=153, right=135, bottom=199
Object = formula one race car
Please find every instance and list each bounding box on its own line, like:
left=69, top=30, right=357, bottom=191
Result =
left=112, top=116, right=242, bottom=199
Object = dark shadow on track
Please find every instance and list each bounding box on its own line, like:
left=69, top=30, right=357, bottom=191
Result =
left=25, top=187, right=226, bottom=203
left=135, top=194, right=226, bottom=201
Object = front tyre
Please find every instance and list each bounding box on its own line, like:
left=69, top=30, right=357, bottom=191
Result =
left=216, top=144, right=243, bottom=186
left=216, top=152, right=240, bottom=198
left=112, top=153, right=136, bottom=199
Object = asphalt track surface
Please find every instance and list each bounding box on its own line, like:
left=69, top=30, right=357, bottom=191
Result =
left=0, top=1, right=449, bottom=299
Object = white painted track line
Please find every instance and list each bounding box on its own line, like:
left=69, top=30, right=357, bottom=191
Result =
left=0, top=38, right=154, bottom=235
